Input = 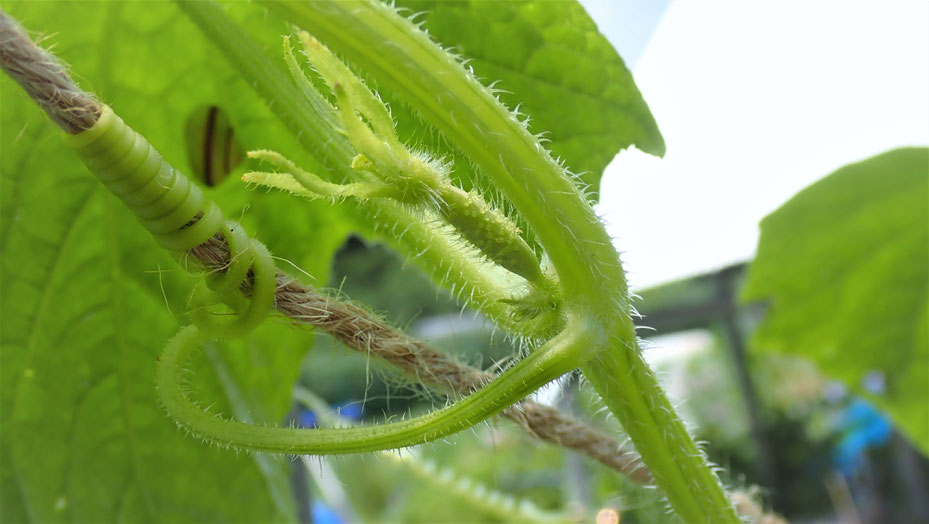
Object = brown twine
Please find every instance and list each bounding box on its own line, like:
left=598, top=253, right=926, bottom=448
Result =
left=1, top=8, right=650, bottom=483
left=0, top=11, right=100, bottom=133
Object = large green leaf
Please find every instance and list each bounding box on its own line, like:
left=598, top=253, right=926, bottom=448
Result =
left=1, top=1, right=353, bottom=521
left=742, top=148, right=929, bottom=455
left=393, top=0, right=665, bottom=198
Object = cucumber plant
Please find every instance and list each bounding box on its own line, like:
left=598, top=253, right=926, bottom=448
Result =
left=0, top=1, right=746, bottom=522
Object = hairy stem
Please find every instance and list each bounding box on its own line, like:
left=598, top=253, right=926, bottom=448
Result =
left=196, top=235, right=650, bottom=481
left=259, top=0, right=617, bottom=310
left=262, top=1, right=738, bottom=521
left=159, top=318, right=591, bottom=453
left=174, top=0, right=553, bottom=337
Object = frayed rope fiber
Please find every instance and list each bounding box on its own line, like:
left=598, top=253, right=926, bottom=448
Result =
left=0, top=12, right=100, bottom=133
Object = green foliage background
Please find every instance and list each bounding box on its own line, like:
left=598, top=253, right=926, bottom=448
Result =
left=0, top=1, right=662, bottom=521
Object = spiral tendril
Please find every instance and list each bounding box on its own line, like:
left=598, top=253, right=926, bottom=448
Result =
left=64, top=105, right=584, bottom=456
left=64, top=106, right=224, bottom=253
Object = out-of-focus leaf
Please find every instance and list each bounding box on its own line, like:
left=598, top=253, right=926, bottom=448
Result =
left=0, top=1, right=353, bottom=521
left=743, top=148, right=929, bottom=455
left=393, top=0, right=665, bottom=198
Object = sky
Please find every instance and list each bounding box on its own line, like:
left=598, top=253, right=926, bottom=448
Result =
left=580, top=0, right=929, bottom=290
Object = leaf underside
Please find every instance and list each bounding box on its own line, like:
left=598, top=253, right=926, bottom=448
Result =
left=743, top=147, right=929, bottom=456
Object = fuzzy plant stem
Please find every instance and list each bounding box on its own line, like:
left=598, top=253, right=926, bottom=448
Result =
left=0, top=7, right=649, bottom=482
left=195, top=235, right=648, bottom=479
left=199, top=233, right=647, bottom=479
left=259, top=1, right=739, bottom=521
left=160, top=317, right=593, bottom=453
left=172, top=0, right=554, bottom=340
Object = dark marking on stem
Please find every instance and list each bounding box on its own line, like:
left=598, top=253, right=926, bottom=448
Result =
left=203, top=105, right=218, bottom=186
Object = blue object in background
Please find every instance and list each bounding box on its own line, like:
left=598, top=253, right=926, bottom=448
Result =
left=336, top=402, right=363, bottom=421
left=312, top=500, right=344, bottom=524
left=295, top=401, right=363, bottom=429
left=833, top=398, right=892, bottom=477
left=292, top=401, right=363, bottom=524
left=296, top=409, right=318, bottom=429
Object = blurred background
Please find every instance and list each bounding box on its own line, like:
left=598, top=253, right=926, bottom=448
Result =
left=288, top=1, right=929, bottom=522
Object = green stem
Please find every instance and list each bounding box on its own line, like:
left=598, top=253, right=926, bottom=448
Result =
left=158, top=317, right=592, bottom=453
left=259, top=0, right=616, bottom=311
left=261, top=1, right=738, bottom=521
left=582, top=352, right=735, bottom=522
left=174, top=0, right=549, bottom=337
left=297, top=32, right=544, bottom=284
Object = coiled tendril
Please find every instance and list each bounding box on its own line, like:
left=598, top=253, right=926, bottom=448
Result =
left=64, top=107, right=224, bottom=253
left=64, top=105, right=588, bottom=455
